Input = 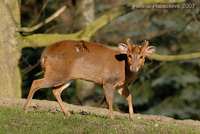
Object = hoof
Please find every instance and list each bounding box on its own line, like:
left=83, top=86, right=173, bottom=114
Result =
left=64, top=112, right=71, bottom=117
left=129, top=114, right=133, bottom=120
left=109, top=115, right=114, bottom=119
left=23, top=108, right=28, bottom=115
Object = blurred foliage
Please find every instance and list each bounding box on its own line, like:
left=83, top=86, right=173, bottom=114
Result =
left=20, top=0, right=200, bottom=120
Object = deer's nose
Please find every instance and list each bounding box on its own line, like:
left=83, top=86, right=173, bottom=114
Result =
left=130, top=67, right=138, bottom=72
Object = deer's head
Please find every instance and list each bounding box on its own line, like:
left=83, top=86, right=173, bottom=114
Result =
left=118, top=38, right=156, bottom=72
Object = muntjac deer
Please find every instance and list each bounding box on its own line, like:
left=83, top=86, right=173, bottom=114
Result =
left=24, top=38, right=155, bottom=119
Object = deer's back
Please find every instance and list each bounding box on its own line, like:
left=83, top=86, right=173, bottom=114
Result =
left=41, top=40, right=126, bottom=84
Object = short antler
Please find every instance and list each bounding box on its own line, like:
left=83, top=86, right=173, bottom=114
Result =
left=141, top=40, right=149, bottom=54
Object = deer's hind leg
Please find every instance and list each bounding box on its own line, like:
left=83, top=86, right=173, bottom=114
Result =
left=24, top=69, right=68, bottom=114
left=52, top=80, right=73, bottom=116
left=24, top=77, right=57, bottom=114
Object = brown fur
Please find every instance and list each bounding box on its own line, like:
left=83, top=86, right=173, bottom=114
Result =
left=24, top=39, right=155, bottom=119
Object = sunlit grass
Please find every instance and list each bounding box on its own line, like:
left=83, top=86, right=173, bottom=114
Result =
left=0, top=106, right=199, bottom=134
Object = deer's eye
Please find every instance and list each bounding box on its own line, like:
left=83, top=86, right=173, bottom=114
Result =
left=128, top=54, right=132, bottom=58
left=140, top=55, right=143, bottom=59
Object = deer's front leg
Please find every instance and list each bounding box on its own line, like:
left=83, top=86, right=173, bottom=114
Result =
left=103, top=84, right=115, bottom=119
left=118, top=85, right=134, bottom=120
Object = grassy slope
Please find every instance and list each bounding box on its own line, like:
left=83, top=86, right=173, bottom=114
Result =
left=0, top=106, right=199, bottom=134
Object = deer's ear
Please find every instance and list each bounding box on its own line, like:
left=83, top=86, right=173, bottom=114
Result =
left=118, top=43, right=128, bottom=54
left=146, top=46, right=156, bottom=56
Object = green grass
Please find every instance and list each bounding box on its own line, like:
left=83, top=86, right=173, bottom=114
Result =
left=0, top=106, right=199, bottom=134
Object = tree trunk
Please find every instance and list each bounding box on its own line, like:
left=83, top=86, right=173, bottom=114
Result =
left=73, top=0, right=95, bottom=32
left=0, top=1, right=21, bottom=97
